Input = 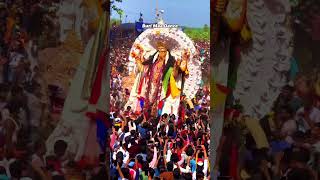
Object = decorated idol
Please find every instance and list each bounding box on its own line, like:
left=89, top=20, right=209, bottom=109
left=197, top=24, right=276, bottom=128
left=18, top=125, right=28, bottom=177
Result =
left=125, top=21, right=202, bottom=118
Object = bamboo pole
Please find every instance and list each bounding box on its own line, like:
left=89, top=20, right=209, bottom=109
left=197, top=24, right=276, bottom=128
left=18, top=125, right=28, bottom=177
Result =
left=211, top=0, right=230, bottom=179
left=102, top=1, right=111, bottom=179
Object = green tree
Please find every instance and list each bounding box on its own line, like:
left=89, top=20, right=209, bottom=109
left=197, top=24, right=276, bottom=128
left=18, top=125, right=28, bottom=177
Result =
left=184, top=27, right=210, bottom=41
left=116, top=9, right=124, bottom=22
left=111, top=0, right=124, bottom=23
left=204, top=24, right=209, bottom=32
left=111, top=18, right=121, bottom=26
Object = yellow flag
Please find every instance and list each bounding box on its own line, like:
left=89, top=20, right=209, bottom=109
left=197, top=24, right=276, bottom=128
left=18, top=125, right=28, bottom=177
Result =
left=244, top=116, right=269, bottom=149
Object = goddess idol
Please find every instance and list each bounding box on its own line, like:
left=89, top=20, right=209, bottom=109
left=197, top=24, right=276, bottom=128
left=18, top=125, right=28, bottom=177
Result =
left=125, top=22, right=202, bottom=117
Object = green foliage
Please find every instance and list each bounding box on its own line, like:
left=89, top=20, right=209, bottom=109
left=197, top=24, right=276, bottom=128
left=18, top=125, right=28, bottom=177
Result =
left=111, top=18, right=121, bottom=26
left=117, top=9, right=124, bottom=21
left=111, top=0, right=124, bottom=22
left=111, top=0, right=123, bottom=4
left=111, top=0, right=122, bottom=11
left=204, top=24, right=209, bottom=32
left=184, top=27, right=210, bottom=41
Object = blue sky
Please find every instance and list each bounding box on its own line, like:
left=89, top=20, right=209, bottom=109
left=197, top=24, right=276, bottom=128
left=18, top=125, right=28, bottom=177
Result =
left=111, top=0, right=210, bottom=28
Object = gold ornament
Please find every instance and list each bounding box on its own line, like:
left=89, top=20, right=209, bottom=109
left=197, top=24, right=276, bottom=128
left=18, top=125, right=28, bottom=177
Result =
left=223, top=0, right=247, bottom=32
left=155, top=30, right=161, bottom=35
left=240, top=24, right=252, bottom=41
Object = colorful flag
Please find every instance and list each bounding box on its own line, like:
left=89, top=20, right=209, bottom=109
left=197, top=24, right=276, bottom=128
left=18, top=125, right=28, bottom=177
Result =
left=212, top=82, right=230, bottom=109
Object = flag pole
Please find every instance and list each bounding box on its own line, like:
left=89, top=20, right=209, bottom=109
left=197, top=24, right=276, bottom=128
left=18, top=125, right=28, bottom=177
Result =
left=211, top=0, right=229, bottom=179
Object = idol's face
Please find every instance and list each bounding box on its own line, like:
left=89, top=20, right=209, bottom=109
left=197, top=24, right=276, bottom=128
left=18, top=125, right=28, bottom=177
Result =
left=158, top=47, right=167, bottom=58
left=158, top=46, right=167, bottom=53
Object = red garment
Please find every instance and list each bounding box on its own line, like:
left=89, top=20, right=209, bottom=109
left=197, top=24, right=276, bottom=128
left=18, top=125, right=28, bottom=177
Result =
left=129, top=169, right=135, bottom=180
left=14, top=149, right=27, bottom=159
left=123, top=111, right=130, bottom=117
left=128, top=145, right=141, bottom=158
left=47, top=159, right=63, bottom=175
left=177, top=118, right=183, bottom=129
left=176, top=149, right=183, bottom=160
left=166, top=84, right=171, bottom=98
left=137, top=77, right=145, bottom=94
left=234, top=46, right=241, bottom=62
left=158, top=100, right=164, bottom=110
left=229, top=143, right=239, bottom=180
left=312, top=15, right=320, bottom=40
left=137, top=163, right=142, bottom=170
left=179, top=101, right=186, bottom=122
left=224, top=108, right=241, bottom=119
left=88, top=49, right=108, bottom=105
left=180, top=130, right=188, bottom=137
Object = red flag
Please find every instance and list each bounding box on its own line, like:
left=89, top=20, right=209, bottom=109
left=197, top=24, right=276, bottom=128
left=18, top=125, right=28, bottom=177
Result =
left=88, top=49, right=108, bottom=105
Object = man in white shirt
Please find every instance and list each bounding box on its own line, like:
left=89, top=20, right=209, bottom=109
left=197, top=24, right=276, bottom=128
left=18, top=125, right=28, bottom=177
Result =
left=112, top=146, right=129, bottom=165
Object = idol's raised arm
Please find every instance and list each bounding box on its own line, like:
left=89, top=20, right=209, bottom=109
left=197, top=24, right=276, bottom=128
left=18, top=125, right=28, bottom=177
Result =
left=136, top=55, right=145, bottom=72
left=180, top=49, right=190, bottom=72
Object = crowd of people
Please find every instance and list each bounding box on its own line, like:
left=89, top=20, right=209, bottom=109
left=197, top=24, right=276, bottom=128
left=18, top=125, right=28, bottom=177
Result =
left=109, top=33, right=135, bottom=110
left=0, top=1, right=107, bottom=179
left=109, top=107, right=211, bottom=180
left=0, top=1, right=57, bottom=179
left=194, top=40, right=210, bottom=80
left=109, top=26, right=211, bottom=179
left=215, top=73, right=320, bottom=180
